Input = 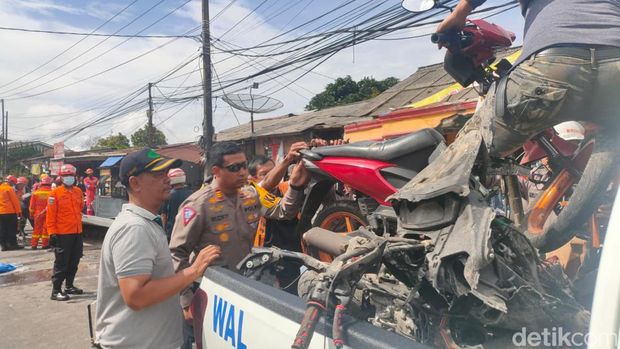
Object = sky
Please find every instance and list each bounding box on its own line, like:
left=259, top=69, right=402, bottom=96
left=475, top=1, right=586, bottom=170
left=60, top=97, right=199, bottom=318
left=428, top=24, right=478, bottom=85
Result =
left=0, top=0, right=524, bottom=150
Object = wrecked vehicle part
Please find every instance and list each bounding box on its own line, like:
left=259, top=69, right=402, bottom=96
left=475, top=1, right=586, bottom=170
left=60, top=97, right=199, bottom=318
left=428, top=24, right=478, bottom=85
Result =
left=240, top=219, right=589, bottom=347
left=387, top=130, right=483, bottom=204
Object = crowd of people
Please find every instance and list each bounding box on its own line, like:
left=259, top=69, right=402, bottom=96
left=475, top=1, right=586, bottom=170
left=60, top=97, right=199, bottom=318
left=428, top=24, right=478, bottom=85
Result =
left=0, top=166, right=102, bottom=301
left=93, top=142, right=311, bottom=349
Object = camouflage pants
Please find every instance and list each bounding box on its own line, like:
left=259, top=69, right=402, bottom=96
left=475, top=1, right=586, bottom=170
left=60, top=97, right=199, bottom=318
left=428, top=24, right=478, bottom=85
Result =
left=473, top=48, right=620, bottom=157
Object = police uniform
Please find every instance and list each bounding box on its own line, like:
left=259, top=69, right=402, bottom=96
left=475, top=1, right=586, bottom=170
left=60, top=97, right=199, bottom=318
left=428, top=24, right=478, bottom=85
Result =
left=169, top=181, right=304, bottom=308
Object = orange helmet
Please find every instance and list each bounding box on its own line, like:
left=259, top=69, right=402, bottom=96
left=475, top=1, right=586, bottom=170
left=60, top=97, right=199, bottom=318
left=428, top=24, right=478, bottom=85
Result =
left=85, top=168, right=94, bottom=175
left=41, top=176, right=53, bottom=185
left=6, top=175, right=17, bottom=184
left=17, top=176, right=28, bottom=185
left=59, top=164, right=77, bottom=176
left=168, top=168, right=186, bottom=185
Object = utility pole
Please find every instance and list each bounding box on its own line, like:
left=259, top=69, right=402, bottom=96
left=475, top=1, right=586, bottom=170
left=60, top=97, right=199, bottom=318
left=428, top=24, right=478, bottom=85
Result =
left=1, top=99, right=4, bottom=176
left=3, top=110, right=7, bottom=176
left=202, top=0, right=214, bottom=154
left=147, top=82, right=154, bottom=148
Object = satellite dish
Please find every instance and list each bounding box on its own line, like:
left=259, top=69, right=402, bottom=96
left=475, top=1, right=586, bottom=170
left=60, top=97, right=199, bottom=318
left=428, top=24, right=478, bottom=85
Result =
left=401, top=0, right=436, bottom=12
left=222, top=93, right=284, bottom=134
left=222, top=93, right=283, bottom=113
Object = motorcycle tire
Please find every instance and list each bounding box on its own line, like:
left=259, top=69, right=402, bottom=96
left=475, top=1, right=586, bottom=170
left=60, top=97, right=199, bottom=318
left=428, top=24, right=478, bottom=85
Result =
left=528, top=131, right=620, bottom=253
left=313, top=201, right=368, bottom=233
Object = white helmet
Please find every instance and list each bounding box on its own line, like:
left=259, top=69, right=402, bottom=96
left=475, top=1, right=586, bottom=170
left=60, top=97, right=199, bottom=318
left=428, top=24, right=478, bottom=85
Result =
left=168, top=168, right=186, bottom=185
left=553, top=121, right=585, bottom=142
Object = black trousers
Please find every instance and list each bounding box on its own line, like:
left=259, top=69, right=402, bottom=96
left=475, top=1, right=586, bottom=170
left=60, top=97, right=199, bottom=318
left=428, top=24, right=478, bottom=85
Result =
left=52, top=234, right=83, bottom=291
left=0, top=213, right=18, bottom=247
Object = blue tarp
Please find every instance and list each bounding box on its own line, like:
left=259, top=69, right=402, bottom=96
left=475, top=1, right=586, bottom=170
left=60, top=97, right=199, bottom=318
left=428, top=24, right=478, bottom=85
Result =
left=98, top=156, right=124, bottom=168
left=0, top=263, right=16, bottom=273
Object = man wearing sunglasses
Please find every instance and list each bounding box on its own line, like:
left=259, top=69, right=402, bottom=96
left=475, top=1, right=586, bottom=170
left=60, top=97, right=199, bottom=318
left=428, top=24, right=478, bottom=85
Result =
left=169, top=141, right=309, bottom=346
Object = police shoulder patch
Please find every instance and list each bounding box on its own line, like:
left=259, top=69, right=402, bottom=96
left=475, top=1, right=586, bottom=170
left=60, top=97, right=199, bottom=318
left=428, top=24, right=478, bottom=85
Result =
left=182, top=206, right=197, bottom=225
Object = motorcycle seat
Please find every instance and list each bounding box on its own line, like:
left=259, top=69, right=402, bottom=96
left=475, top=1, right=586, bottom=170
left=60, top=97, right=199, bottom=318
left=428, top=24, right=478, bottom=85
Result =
left=309, top=128, right=444, bottom=162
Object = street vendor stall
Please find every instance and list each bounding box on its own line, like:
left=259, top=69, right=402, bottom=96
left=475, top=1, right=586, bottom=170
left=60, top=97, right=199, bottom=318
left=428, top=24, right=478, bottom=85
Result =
left=95, top=155, right=127, bottom=218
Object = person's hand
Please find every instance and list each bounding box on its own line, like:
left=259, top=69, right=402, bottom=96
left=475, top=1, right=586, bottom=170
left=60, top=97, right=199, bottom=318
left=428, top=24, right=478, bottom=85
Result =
left=289, top=161, right=310, bottom=188
left=328, top=139, right=348, bottom=145
left=183, top=306, right=193, bottom=323
left=310, top=138, right=348, bottom=147
left=310, top=138, right=328, bottom=147
left=189, top=245, right=221, bottom=279
left=435, top=1, right=471, bottom=48
left=284, top=142, right=309, bottom=163
left=49, top=234, right=58, bottom=248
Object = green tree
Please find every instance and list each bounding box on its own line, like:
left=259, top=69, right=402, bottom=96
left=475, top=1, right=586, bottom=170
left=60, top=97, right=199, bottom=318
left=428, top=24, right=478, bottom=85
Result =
left=91, top=133, right=131, bottom=150
left=305, top=75, right=400, bottom=111
left=130, top=125, right=167, bottom=147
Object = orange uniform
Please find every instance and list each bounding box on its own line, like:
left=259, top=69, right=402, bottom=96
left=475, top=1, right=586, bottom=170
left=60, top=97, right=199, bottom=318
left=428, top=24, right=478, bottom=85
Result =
left=30, top=185, right=52, bottom=248
left=0, top=182, right=21, bottom=215
left=46, top=185, right=84, bottom=235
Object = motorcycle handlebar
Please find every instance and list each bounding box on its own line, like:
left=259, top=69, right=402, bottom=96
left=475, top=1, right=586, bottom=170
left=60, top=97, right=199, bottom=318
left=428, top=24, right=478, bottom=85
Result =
left=291, top=302, right=324, bottom=349
left=431, top=32, right=450, bottom=44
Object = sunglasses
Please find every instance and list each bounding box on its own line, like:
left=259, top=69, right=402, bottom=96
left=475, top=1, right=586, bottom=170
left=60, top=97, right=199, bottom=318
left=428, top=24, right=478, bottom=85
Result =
left=221, top=162, right=248, bottom=173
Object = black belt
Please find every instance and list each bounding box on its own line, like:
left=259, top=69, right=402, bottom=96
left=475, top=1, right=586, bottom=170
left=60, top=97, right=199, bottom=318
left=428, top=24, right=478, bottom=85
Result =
left=536, top=46, right=620, bottom=61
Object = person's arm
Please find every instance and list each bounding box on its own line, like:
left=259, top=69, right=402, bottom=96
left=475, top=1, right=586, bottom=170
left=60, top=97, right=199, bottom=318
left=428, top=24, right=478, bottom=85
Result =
left=260, top=142, right=308, bottom=191
left=169, top=195, right=208, bottom=309
left=436, top=0, right=480, bottom=38
left=258, top=161, right=310, bottom=221
left=9, top=190, right=21, bottom=216
left=46, top=190, right=58, bottom=234
left=29, top=192, right=36, bottom=217
left=79, top=188, right=85, bottom=211
left=118, top=245, right=220, bottom=311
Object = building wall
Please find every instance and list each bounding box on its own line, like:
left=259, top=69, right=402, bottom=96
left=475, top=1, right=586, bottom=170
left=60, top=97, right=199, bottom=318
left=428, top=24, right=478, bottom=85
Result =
left=345, top=102, right=477, bottom=142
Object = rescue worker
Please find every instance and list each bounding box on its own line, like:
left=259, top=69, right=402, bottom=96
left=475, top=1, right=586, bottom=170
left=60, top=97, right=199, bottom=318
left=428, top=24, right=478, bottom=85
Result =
left=0, top=176, right=23, bottom=251
left=47, top=164, right=85, bottom=301
left=32, top=174, right=48, bottom=192
left=83, top=168, right=99, bottom=216
left=29, top=176, right=53, bottom=249
left=16, top=176, right=28, bottom=198
left=169, top=141, right=310, bottom=348
left=161, top=168, right=193, bottom=242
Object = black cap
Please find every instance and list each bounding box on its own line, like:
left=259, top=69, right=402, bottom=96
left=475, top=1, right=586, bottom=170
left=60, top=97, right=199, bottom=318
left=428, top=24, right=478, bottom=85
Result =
left=119, top=148, right=182, bottom=186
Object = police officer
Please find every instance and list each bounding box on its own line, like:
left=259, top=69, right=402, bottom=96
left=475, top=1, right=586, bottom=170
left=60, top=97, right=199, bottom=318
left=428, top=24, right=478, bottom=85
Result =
left=169, top=141, right=309, bottom=347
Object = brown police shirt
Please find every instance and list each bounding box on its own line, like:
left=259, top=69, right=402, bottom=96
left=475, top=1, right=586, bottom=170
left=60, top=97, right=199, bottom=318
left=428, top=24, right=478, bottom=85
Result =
left=169, top=181, right=304, bottom=307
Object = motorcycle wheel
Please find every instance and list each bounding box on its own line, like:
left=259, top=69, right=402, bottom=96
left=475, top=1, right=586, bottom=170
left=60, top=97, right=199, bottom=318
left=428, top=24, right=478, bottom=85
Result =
left=527, top=131, right=619, bottom=253
left=310, top=201, right=368, bottom=261
left=314, top=201, right=367, bottom=233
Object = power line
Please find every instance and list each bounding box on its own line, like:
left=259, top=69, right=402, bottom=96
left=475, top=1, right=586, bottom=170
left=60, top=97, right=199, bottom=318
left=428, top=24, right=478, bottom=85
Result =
left=7, top=26, right=201, bottom=101
left=0, top=0, right=169, bottom=96
left=0, top=26, right=199, bottom=39
left=14, top=52, right=200, bottom=120
left=216, top=0, right=269, bottom=40
left=0, top=0, right=140, bottom=91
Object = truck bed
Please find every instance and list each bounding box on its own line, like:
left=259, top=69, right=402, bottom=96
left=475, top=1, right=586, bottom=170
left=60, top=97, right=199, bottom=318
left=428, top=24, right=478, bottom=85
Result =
left=196, top=267, right=433, bottom=349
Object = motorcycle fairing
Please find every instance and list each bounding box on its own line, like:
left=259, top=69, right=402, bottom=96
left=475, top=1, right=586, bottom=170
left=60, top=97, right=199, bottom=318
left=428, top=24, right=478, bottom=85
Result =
left=388, top=129, right=483, bottom=204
